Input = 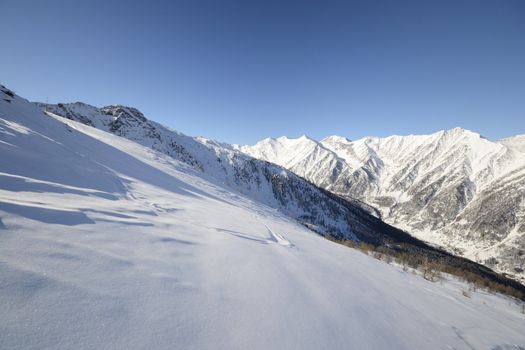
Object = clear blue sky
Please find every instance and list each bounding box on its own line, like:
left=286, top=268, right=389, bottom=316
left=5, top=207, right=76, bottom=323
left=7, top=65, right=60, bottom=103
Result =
left=2, top=0, right=524, bottom=144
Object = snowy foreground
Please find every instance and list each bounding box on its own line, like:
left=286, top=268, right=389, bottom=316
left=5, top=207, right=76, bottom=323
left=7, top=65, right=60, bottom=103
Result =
left=1, top=92, right=525, bottom=349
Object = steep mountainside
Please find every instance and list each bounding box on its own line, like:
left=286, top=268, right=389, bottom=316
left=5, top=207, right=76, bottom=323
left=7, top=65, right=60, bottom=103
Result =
left=35, top=101, right=421, bottom=246
left=241, top=131, right=525, bottom=281
left=3, top=85, right=525, bottom=350
left=36, top=100, right=525, bottom=285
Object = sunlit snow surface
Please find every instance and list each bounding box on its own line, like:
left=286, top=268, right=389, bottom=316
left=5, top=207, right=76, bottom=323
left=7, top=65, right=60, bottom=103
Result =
left=1, top=91, right=524, bottom=349
left=241, top=129, right=525, bottom=281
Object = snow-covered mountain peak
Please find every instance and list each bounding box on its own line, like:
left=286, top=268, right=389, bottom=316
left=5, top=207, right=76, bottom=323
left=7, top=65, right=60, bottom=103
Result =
left=245, top=128, right=520, bottom=181
left=317, top=128, right=505, bottom=174
left=298, top=134, right=314, bottom=141
left=274, top=134, right=317, bottom=144
left=321, top=135, right=351, bottom=145
left=439, top=127, right=489, bottom=145
left=240, top=134, right=323, bottom=169
left=242, top=127, right=525, bottom=281
left=445, top=126, right=478, bottom=135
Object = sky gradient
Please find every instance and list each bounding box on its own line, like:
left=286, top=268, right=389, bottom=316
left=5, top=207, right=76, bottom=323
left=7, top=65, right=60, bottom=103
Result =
left=2, top=0, right=524, bottom=144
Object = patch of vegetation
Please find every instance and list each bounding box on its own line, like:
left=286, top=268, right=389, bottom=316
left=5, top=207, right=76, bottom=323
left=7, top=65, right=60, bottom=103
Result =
left=326, top=235, right=525, bottom=301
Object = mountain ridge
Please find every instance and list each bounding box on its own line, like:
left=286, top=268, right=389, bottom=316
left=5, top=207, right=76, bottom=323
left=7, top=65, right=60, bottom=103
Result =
left=33, top=95, right=525, bottom=286
left=2, top=84, right=525, bottom=348
left=5, top=92, right=525, bottom=348
left=242, top=128, right=525, bottom=281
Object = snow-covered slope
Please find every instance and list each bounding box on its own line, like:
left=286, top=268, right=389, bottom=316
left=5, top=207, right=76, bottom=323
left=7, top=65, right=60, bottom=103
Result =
left=34, top=99, right=525, bottom=286
left=2, top=86, right=525, bottom=348
left=34, top=102, right=355, bottom=238
left=242, top=130, right=525, bottom=281
left=36, top=101, right=431, bottom=246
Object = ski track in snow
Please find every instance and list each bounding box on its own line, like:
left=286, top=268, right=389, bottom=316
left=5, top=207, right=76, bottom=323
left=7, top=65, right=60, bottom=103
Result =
left=209, top=223, right=293, bottom=247
left=263, top=223, right=293, bottom=247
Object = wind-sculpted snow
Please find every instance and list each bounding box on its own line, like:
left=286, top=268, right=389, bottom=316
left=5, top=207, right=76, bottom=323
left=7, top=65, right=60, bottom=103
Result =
left=38, top=101, right=366, bottom=240
left=242, top=130, right=525, bottom=281
left=2, top=84, right=525, bottom=349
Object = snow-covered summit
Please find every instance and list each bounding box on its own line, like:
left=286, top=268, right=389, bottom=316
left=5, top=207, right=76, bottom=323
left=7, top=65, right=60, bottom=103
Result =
left=322, top=135, right=352, bottom=145
left=241, top=134, right=322, bottom=169
left=243, top=128, right=525, bottom=281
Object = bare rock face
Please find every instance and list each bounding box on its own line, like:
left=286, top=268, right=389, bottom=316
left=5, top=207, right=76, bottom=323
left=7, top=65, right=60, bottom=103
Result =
left=241, top=131, right=525, bottom=282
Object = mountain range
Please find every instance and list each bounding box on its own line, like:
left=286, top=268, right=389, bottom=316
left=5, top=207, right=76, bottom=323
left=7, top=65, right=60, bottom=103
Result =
left=241, top=130, right=525, bottom=282
left=1, top=84, right=524, bottom=348
left=36, top=99, right=525, bottom=282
